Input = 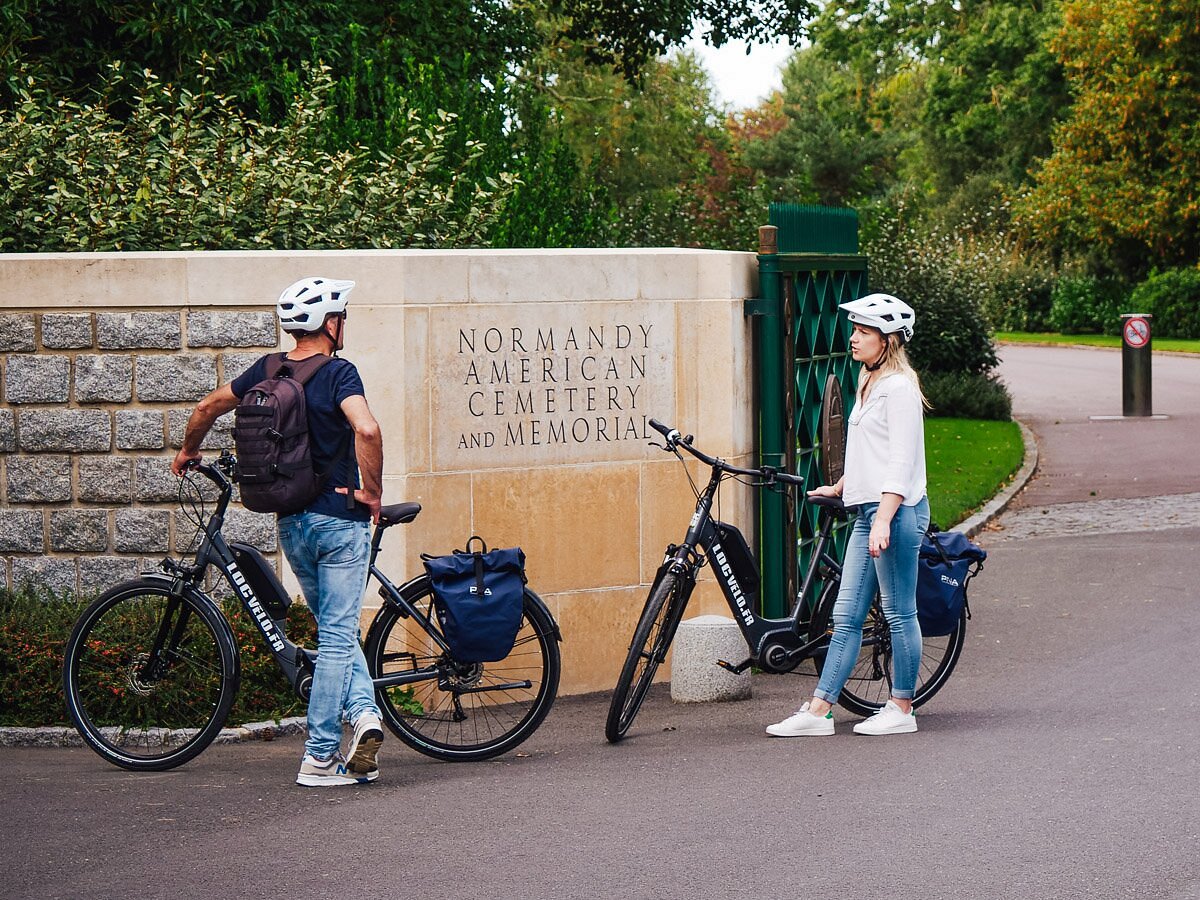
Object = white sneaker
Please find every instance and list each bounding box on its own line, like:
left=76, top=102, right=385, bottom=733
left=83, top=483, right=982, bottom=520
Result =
left=345, top=712, right=384, bottom=775
left=766, top=702, right=835, bottom=737
left=295, top=753, right=377, bottom=787
left=852, top=700, right=917, bottom=735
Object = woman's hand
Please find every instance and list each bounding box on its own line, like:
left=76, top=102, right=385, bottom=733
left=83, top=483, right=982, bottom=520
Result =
left=868, top=517, right=892, bottom=557
left=807, top=478, right=843, bottom=500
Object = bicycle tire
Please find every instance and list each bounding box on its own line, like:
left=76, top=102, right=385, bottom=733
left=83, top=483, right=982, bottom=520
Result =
left=604, top=571, right=686, bottom=743
left=63, top=578, right=240, bottom=771
left=809, top=583, right=966, bottom=717
left=364, top=579, right=560, bottom=762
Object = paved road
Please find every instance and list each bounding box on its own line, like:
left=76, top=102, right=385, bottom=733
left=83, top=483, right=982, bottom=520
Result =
left=6, top=345, right=1200, bottom=900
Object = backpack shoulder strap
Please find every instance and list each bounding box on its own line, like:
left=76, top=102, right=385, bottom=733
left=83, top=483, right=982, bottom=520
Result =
left=261, top=352, right=290, bottom=381
left=275, top=353, right=333, bottom=383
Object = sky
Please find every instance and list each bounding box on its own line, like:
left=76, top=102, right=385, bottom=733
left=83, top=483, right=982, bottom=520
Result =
left=681, top=36, right=794, bottom=111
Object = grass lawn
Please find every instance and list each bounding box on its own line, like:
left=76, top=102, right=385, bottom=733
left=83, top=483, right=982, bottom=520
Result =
left=996, top=331, right=1200, bottom=354
left=925, top=418, right=1024, bottom=529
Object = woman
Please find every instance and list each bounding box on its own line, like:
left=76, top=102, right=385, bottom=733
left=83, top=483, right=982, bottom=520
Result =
left=767, top=292, right=930, bottom=737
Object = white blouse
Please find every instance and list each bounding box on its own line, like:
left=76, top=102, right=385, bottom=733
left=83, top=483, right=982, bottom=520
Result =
left=841, top=372, right=927, bottom=507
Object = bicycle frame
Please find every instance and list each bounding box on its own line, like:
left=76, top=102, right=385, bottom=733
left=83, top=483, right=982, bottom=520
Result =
left=650, top=421, right=845, bottom=674
left=172, top=454, right=532, bottom=701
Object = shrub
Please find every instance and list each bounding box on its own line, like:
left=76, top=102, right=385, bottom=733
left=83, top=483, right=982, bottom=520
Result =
left=1127, top=268, right=1200, bottom=339
left=1048, top=275, right=1125, bottom=335
left=0, top=584, right=317, bottom=728
left=920, top=371, right=1013, bottom=420
left=0, top=63, right=515, bottom=251
left=864, top=208, right=999, bottom=376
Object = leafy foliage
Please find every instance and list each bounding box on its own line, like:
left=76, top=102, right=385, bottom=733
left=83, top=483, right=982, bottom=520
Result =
left=864, top=207, right=1002, bottom=376
left=1048, top=275, right=1125, bottom=335
left=1127, top=268, right=1200, bottom=340
left=0, top=584, right=316, bottom=727
left=1017, top=0, right=1200, bottom=276
left=0, top=64, right=515, bottom=251
left=921, top=372, right=1013, bottom=421
left=548, top=0, right=814, bottom=80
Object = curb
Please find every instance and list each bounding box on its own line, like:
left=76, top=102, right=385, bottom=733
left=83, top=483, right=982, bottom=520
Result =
left=952, top=418, right=1039, bottom=539
left=0, top=716, right=307, bottom=749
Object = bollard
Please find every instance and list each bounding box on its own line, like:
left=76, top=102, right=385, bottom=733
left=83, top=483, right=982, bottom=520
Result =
left=1121, top=313, right=1153, bottom=417
left=670, top=615, right=752, bottom=702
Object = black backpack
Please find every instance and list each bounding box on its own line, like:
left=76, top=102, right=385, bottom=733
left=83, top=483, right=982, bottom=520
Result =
left=232, top=352, right=341, bottom=515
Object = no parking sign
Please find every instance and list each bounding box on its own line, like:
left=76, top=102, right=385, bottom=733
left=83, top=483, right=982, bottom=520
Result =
left=1123, top=315, right=1150, bottom=349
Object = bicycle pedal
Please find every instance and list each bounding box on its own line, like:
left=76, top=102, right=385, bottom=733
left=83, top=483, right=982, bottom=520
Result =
left=716, top=658, right=753, bottom=674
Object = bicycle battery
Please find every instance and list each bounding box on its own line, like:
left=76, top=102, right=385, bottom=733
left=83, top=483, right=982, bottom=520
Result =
left=712, top=521, right=760, bottom=595
left=229, top=542, right=292, bottom=620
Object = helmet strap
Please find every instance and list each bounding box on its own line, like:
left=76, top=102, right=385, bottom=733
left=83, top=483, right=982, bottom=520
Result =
left=864, top=335, right=889, bottom=372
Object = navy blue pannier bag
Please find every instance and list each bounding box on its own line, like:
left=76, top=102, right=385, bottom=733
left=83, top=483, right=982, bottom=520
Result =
left=916, top=530, right=986, bottom=637
left=421, top=536, right=526, bottom=663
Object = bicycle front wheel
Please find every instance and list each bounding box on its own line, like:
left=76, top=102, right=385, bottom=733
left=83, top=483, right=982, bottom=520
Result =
left=63, top=579, right=240, bottom=771
left=365, top=581, right=561, bottom=762
left=810, top=587, right=966, bottom=718
left=604, top=571, right=687, bottom=743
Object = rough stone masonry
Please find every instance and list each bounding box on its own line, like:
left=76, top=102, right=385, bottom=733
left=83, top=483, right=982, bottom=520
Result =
left=0, top=310, right=282, bottom=596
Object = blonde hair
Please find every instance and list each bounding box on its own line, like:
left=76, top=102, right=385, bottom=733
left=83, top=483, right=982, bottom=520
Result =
left=858, top=333, right=931, bottom=409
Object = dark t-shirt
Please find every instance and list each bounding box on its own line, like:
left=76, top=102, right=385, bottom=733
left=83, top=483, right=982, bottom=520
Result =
left=231, top=354, right=368, bottom=521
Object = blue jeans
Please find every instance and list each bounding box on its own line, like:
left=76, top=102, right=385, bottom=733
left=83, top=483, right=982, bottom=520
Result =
left=278, top=512, right=379, bottom=759
left=815, top=497, right=930, bottom=705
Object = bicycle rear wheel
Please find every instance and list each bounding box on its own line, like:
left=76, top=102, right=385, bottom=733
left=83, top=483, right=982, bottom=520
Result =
left=809, top=586, right=966, bottom=718
left=364, top=580, right=560, bottom=762
left=63, top=579, right=240, bottom=771
left=604, top=571, right=687, bottom=743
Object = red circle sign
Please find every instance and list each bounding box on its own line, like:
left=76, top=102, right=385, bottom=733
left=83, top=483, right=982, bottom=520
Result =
left=1123, top=317, right=1150, bottom=349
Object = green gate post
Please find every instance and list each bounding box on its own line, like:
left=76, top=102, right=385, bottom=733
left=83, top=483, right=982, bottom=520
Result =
left=750, top=225, right=788, bottom=618
left=750, top=205, right=868, bottom=619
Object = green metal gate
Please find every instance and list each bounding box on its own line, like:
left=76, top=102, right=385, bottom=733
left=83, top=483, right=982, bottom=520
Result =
left=746, top=203, right=868, bottom=618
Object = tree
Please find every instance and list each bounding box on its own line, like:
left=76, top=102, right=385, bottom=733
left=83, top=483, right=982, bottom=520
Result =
left=741, top=46, right=912, bottom=207
left=1017, top=0, right=1200, bottom=275
left=547, top=0, right=814, bottom=80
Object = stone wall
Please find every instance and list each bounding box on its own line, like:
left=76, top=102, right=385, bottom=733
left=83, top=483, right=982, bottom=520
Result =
left=0, top=249, right=758, bottom=695
left=0, top=308, right=280, bottom=595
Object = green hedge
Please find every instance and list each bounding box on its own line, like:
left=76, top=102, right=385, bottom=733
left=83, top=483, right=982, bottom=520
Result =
left=0, top=585, right=316, bottom=728
left=921, top=371, right=1013, bottom=420
left=1128, top=268, right=1200, bottom=339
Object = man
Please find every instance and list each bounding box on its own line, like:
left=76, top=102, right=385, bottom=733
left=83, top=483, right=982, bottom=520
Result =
left=171, top=276, right=386, bottom=786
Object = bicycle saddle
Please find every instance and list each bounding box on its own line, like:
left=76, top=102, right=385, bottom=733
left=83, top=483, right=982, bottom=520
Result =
left=378, top=502, right=422, bottom=528
left=808, top=494, right=849, bottom=518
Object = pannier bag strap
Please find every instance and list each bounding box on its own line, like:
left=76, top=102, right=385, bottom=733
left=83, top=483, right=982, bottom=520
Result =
left=466, top=535, right=489, bottom=598
left=924, top=527, right=952, bottom=565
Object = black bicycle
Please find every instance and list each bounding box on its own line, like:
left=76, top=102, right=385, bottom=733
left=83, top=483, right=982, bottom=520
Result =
left=605, top=419, right=965, bottom=742
left=63, top=451, right=561, bottom=771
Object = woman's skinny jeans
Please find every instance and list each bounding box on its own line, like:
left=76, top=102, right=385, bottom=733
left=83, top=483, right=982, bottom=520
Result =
left=814, top=497, right=930, bottom=705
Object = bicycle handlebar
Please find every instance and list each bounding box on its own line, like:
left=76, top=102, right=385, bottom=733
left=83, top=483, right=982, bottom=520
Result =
left=648, top=418, right=804, bottom=487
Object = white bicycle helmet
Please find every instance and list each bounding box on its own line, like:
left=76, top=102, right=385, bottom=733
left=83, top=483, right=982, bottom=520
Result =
left=839, top=292, right=915, bottom=343
left=276, top=277, right=356, bottom=333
